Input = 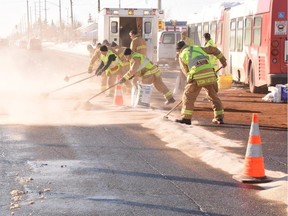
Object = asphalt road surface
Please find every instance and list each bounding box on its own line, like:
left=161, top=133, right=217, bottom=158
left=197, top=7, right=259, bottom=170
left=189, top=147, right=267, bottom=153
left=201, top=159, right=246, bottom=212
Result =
left=0, top=46, right=287, bottom=216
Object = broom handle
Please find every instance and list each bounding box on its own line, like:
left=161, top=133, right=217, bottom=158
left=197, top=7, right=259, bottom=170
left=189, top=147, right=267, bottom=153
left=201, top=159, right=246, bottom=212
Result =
left=87, top=75, right=135, bottom=102
left=68, top=71, right=87, bottom=78
left=49, top=75, right=96, bottom=94
left=87, top=81, right=120, bottom=102
left=164, top=100, right=183, bottom=117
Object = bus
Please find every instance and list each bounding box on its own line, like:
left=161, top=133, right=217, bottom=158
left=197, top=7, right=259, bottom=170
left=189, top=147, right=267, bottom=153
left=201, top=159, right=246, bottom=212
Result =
left=187, top=0, right=287, bottom=93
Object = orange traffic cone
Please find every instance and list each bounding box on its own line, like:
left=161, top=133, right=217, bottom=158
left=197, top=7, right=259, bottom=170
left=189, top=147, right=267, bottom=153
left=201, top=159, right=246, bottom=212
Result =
left=233, top=113, right=271, bottom=183
left=114, top=76, right=123, bottom=106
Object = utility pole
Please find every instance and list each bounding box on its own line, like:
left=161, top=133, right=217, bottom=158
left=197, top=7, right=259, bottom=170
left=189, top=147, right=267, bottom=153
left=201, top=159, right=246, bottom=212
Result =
left=98, top=0, right=100, bottom=13
left=59, top=0, right=62, bottom=28
left=44, top=0, right=47, bottom=24
left=39, top=0, right=42, bottom=38
left=70, top=0, right=73, bottom=29
left=158, top=0, right=162, bottom=10
left=26, top=0, right=30, bottom=39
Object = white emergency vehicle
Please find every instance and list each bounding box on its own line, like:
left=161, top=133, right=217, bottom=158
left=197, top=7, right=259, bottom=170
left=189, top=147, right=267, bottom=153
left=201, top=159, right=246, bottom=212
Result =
left=157, top=21, right=187, bottom=68
left=97, top=8, right=164, bottom=63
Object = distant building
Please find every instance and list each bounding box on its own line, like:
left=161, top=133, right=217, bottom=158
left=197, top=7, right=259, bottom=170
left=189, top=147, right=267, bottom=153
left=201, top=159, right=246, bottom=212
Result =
left=76, top=22, right=98, bottom=41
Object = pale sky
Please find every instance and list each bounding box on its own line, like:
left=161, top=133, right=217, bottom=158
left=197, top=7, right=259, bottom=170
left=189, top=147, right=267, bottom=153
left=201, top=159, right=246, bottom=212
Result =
left=0, top=0, right=236, bottom=37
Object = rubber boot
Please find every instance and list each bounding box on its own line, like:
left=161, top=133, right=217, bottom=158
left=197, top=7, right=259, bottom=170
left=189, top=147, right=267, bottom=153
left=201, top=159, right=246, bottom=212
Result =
left=175, top=118, right=191, bottom=125
left=165, top=97, right=176, bottom=105
left=212, top=118, right=224, bottom=124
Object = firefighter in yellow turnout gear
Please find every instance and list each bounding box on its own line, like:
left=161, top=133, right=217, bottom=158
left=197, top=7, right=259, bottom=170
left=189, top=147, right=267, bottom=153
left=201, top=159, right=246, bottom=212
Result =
left=203, top=33, right=218, bottom=71
left=175, top=40, right=227, bottom=125
left=95, top=45, right=123, bottom=97
left=119, top=48, right=176, bottom=105
left=87, top=43, right=108, bottom=92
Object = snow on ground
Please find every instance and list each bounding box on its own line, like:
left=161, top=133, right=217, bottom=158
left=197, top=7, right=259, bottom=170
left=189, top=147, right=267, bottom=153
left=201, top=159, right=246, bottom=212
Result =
left=44, top=41, right=288, bottom=209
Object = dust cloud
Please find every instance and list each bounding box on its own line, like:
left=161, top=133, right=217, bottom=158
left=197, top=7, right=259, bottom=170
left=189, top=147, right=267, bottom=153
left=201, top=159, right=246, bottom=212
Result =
left=0, top=54, right=94, bottom=125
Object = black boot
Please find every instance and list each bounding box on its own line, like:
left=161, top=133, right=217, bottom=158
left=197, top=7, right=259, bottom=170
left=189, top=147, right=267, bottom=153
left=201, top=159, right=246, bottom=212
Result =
left=165, top=97, right=176, bottom=105
left=175, top=118, right=191, bottom=125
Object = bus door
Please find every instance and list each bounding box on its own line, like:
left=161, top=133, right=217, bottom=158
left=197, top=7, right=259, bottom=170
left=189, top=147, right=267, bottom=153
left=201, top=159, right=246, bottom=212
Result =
left=109, top=17, right=120, bottom=45
left=142, top=17, right=153, bottom=61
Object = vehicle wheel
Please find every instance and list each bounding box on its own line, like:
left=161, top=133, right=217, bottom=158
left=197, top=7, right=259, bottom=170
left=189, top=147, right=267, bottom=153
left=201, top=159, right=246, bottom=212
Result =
left=249, top=64, right=261, bottom=93
left=249, top=64, right=268, bottom=93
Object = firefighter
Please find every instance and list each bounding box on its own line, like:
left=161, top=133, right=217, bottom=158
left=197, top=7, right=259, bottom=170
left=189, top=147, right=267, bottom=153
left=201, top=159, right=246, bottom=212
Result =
left=181, top=31, right=194, bottom=46
left=119, top=48, right=176, bottom=105
left=203, top=33, right=221, bottom=93
left=110, top=41, right=132, bottom=93
left=175, top=40, right=227, bottom=125
left=129, top=30, right=147, bottom=86
left=95, top=45, right=123, bottom=97
left=129, top=30, right=147, bottom=56
left=88, top=43, right=108, bottom=92
left=174, top=31, right=193, bottom=95
left=86, top=44, right=96, bottom=58
left=203, top=33, right=218, bottom=71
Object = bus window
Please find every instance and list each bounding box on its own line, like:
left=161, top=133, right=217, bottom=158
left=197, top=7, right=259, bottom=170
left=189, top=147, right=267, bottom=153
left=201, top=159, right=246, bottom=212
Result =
left=236, top=18, right=244, bottom=51
left=111, top=21, right=118, bottom=34
left=230, top=19, right=236, bottom=51
left=244, top=17, right=252, bottom=46
left=144, top=21, right=152, bottom=34
left=217, top=21, right=222, bottom=44
left=253, top=17, right=262, bottom=46
left=203, top=22, right=209, bottom=35
left=210, top=21, right=217, bottom=43
left=188, top=24, right=197, bottom=44
left=203, top=22, right=209, bottom=45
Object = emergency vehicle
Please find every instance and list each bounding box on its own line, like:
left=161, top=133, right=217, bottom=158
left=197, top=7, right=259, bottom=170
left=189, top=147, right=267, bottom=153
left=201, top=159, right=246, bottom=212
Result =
left=157, top=21, right=187, bottom=68
left=97, top=8, right=164, bottom=63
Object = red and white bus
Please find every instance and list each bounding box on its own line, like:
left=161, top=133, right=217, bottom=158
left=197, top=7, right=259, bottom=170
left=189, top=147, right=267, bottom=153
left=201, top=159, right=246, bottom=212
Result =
left=187, top=0, right=287, bottom=93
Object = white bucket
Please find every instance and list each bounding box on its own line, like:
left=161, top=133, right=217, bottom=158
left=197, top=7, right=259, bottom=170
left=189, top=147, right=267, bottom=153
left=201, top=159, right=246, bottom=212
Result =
left=131, top=83, right=153, bottom=107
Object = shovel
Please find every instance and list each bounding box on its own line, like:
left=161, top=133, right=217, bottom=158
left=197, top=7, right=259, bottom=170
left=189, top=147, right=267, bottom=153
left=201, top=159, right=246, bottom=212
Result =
left=64, top=71, right=88, bottom=82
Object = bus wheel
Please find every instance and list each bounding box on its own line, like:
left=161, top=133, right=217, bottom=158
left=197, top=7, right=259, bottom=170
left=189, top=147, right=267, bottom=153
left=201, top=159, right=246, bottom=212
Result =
left=249, top=64, right=268, bottom=94
left=249, top=64, right=260, bottom=93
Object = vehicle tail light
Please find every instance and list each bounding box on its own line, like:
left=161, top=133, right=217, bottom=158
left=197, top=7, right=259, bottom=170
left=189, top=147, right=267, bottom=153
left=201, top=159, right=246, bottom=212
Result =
left=271, top=49, right=279, bottom=56
left=271, top=40, right=279, bottom=48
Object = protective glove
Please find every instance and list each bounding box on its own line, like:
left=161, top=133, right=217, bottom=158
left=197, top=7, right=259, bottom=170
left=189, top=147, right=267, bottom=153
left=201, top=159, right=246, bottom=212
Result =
left=222, top=61, right=227, bottom=68
left=119, top=77, right=127, bottom=84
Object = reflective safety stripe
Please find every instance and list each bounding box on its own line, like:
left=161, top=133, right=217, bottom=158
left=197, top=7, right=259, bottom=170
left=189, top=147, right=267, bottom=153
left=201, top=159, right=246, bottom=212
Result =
left=193, top=71, right=216, bottom=79
left=214, top=110, right=224, bottom=116
left=142, top=67, right=160, bottom=76
left=188, top=47, right=209, bottom=68
left=137, top=57, right=150, bottom=71
left=216, top=53, right=223, bottom=59
left=123, top=73, right=130, bottom=80
left=164, top=91, right=173, bottom=99
left=136, top=45, right=147, bottom=50
left=196, top=77, right=217, bottom=86
left=181, top=108, right=193, bottom=115
left=245, top=144, right=263, bottom=157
